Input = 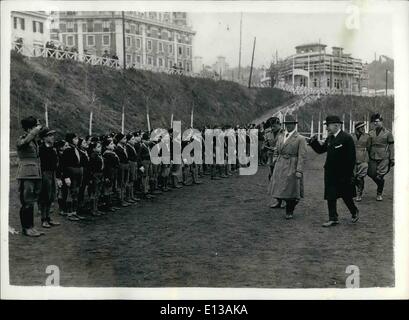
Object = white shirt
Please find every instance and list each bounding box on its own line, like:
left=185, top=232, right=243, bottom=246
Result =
left=333, top=129, right=341, bottom=138
left=283, top=129, right=296, bottom=143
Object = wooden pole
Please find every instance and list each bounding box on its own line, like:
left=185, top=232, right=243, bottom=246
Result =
left=147, top=113, right=151, bottom=132
left=190, top=106, right=194, bottom=128
left=310, top=116, right=314, bottom=137
left=238, top=12, right=243, bottom=82
left=121, top=103, right=125, bottom=134
left=170, top=113, right=174, bottom=128
left=89, top=110, right=93, bottom=136
left=248, top=37, right=256, bottom=88
left=44, top=102, right=49, bottom=127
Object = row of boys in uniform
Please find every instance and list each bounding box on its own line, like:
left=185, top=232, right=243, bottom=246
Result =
left=15, top=117, right=245, bottom=237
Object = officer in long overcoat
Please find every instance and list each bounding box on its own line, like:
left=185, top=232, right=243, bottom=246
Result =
left=268, top=115, right=307, bottom=219
left=309, top=115, right=359, bottom=227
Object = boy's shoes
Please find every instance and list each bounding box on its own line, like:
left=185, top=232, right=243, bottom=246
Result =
left=42, top=221, right=51, bottom=228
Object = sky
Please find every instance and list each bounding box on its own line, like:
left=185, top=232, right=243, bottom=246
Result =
left=189, top=11, right=394, bottom=68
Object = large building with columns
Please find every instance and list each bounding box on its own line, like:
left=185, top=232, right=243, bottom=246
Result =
left=268, top=43, right=368, bottom=94
left=50, top=11, right=195, bottom=71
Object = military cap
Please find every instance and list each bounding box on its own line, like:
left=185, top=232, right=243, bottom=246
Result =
left=39, top=127, right=56, bottom=139
left=370, top=113, right=383, bottom=122
left=355, top=121, right=366, bottom=129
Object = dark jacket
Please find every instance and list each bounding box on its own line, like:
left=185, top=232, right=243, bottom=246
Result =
left=115, top=144, right=129, bottom=164
left=138, top=142, right=151, bottom=162
left=60, top=145, right=81, bottom=177
left=103, top=150, right=120, bottom=179
left=39, top=143, right=59, bottom=174
left=309, top=130, right=356, bottom=200
left=126, top=143, right=138, bottom=162
left=89, top=152, right=104, bottom=174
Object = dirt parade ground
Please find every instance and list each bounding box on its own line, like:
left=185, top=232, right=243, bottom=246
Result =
left=8, top=149, right=394, bottom=288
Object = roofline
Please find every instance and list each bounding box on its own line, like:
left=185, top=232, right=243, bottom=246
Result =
left=12, top=11, right=49, bottom=19
left=55, top=13, right=196, bottom=35
left=295, top=43, right=327, bottom=48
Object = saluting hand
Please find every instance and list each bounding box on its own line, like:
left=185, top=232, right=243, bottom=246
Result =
left=295, top=172, right=302, bottom=179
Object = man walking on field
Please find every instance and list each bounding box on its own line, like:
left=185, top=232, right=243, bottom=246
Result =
left=367, top=113, right=394, bottom=201
left=309, top=115, right=359, bottom=227
left=268, top=115, right=307, bottom=220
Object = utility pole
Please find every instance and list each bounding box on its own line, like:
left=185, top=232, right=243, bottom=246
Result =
left=122, top=11, right=126, bottom=69
left=374, top=52, right=377, bottom=107
left=238, top=13, right=243, bottom=83
left=248, top=37, right=256, bottom=88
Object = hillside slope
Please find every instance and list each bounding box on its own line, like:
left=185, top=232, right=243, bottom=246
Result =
left=9, top=52, right=294, bottom=146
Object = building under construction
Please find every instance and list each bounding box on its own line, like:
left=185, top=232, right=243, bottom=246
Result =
left=266, top=43, right=368, bottom=94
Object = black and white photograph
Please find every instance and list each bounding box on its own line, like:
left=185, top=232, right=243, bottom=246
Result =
left=1, top=0, right=408, bottom=300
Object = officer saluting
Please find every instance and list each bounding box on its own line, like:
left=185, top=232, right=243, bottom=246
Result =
left=16, top=116, right=44, bottom=237
left=309, top=115, right=359, bottom=227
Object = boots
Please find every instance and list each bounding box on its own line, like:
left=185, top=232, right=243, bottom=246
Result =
left=355, top=178, right=364, bottom=202
left=58, top=198, right=66, bottom=216
left=375, top=175, right=385, bottom=201
left=21, top=206, right=42, bottom=237
left=172, top=175, right=182, bottom=188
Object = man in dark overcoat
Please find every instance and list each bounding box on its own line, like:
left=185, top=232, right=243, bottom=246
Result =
left=309, top=115, right=359, bottom=227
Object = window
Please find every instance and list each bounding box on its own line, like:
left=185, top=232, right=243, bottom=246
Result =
left=158, top=42, right=163, bottom=52
left=158, top=58, right=163, bottom=67
left=147, top=40, right=152, bottom=51
left=39, top=22, right=43, bottom=34
left=147, top=56, right=153, bottom=65
left=327, top=78, right=330, bottom=87
left=67, top=21, right=74, bottom=29
left=87, top=35, right=95, bottom=46
left=178, top=61, right=182, bottom=68
left=13, top=17, right=17, bottom=29
left=20, top=18, right=25, bottom=30
left=186, top=62, right=190, bottom=72
left=313, top=78, right=317, bottom=87
left=136, top=55, right=141, bottom=63
left=67, top=35, right=74, bottom=46
left=126, top=36, right=131, bottom=46
left=103, top=20, right=110, bottom=32
left=126, top=54, right=131, bottom=63
left=169, top=44, right=173, bottom=53
left=136, top=38, right=141, bottom=49
left=169, top=59, right=174, bottom=67
left=178, top=46, right=182, bottom=55
left=103, top=35, right=110, bottom=46
left=187, top=47, right=190, bottom=57
left=87, top=22, right=94, bottom=32
left=33, top=21, right=37, bottom=32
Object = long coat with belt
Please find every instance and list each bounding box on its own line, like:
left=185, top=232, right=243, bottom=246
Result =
left=309, top=130, right=356, bottom=200
left=268, top=131, right=307, bottom=199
